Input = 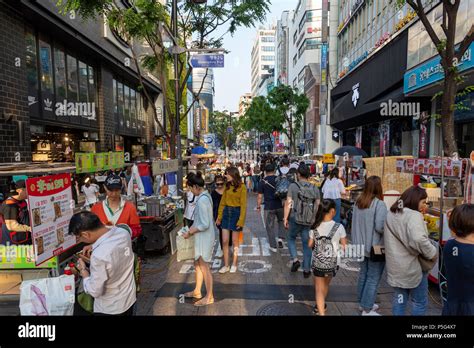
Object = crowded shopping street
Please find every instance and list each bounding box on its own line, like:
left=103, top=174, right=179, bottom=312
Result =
left=0, top=0, right=473, bottom=345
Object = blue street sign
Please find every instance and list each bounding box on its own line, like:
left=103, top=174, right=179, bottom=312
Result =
left=321, top=43, right=328, bottom=70
left=227, top=126, right=233, bottom=134
left=190, top=54, right=225, bottom=68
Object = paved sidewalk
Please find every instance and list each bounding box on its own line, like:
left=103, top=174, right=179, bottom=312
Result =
left=137, top=192, right=442, bottom=316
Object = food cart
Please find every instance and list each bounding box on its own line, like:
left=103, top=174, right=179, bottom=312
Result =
left=0, top=163, right=83, bottom=313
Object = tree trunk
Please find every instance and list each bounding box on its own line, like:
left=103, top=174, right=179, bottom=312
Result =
left=441, top=71, right=459, bottom=157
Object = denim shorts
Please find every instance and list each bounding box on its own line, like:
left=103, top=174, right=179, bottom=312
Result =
left=221, top=206, right=241, bottom=231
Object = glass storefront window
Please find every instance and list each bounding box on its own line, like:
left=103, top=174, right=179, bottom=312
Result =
left=124, top=85, right=130, bottom=129
left=87, top=66, right=96, bottom=104
left=113, top=79, right=118, bottom=114
left=54, top=46, right=67, bottom=100
left=25, top=29, right=38, bottom=95
left=130, top=88, right=136, bottom=129
left=67, top=55, right=78, bottom=101
left=78, top=61, right=88, bottom=103
left=39, top=37, right=53, bottom=95
left=117, top=82, right=124, bottom=128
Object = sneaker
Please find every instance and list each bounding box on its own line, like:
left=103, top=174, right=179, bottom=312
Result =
left=303, top=271, right=311, bottom=278
left=219, top=266, right=230, bottom=274
left=361, top=310, right=381, bottom=316
left=269, top=247, right=278, bottom=253
left=291, top=260, right=301, bottom=272
left=277, top=239, right=284, bottom=248
left=358, top=304, right=380, bottom=312
left=215, top=249, right=223, bottom=258
left=230, top=265, right=238, bottom=273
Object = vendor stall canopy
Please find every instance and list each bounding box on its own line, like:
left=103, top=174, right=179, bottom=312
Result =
left=191, top=146, right=208, bottom=155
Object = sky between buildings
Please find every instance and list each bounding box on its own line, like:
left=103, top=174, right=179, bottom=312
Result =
left=213, top=0, right=298, bottom=112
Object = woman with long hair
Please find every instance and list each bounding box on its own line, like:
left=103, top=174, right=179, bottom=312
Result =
left=211, top=175, right=231, bottom=258
left=183, top=172, right=197, bottom=228
left=216, top=167, right=247, bottom=273
left=384, top=186, right=437, bottom=316
left=351, top=176, right=387, bottom=315
left=309, top=199, right=347, bottom=315
left=321, top=168, right=346, bottom=223
left=182, top=172, right=215, bottom=306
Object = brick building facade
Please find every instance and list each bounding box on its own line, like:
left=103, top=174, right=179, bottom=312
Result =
left=0, top=0, right=162, bottom=171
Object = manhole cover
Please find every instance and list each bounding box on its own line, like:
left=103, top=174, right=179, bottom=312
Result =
left=238, top=260, right=272, bottom=274
left=256, top=302, right=314, bottom=316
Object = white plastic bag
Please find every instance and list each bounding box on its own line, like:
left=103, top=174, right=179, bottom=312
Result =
left=20, top=275, right=75, bottom=316
left=176, top=234, right=195, bottom=262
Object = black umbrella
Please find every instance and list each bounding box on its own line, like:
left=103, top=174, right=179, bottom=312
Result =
left=332, top=146, right=368, bottom=158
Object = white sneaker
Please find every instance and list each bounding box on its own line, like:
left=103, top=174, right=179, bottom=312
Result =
left=361, top=310, right=381, bottom=316
left=219, top=266, right=230, bottom=274
left=358, top=304, right=380, bottom=312
left=269, top=247, right=278, bottom=253
left=230, top=265, right=238, bottom=273
left=215, top=249, right=223, bottom=258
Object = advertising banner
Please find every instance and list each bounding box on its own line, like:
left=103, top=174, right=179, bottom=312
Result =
left=75, top=152, right=125, bottom=174
left=0, top=245, right=57, bottom=269
left=26, top=173, right=76, bottom=266
left=152, top=159, right=179, bottom=175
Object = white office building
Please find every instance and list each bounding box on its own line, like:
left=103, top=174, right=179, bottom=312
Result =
left=251, top=26, right=276, bottom=97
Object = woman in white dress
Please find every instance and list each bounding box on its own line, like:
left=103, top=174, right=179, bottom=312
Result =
left=182, top=172, right=215, bottom=306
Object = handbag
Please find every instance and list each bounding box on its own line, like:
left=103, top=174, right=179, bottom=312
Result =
left=418, top=239, right=438, bottom=272
left=176, top=234, right=195, bottom=262
left=369, top=200, right=385, bottom=262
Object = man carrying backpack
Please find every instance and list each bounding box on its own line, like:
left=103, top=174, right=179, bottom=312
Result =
left=257, top=163, right=285, bottom=252
left=283, top=164, right=320, bottom=278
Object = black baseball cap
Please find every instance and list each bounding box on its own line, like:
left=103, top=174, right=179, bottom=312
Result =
left=105, top=174, right=122, bottom=190
left=15, top=180, right=26, bottom=189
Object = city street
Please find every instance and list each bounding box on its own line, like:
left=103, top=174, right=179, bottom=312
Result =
left=137, top=192, right=442, bottom=316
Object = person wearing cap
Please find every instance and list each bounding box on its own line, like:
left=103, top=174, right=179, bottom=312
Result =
left=91, top=174, right=142, bottom=239
left=0, top=180, right=31, bottom=245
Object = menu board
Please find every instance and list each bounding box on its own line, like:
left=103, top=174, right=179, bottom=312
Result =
left=26, top=173, right=76, bottom=266
left=75, top=152, right=125, bottom=174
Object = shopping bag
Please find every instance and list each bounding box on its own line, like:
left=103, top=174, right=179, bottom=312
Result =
left=20, top=275, right=75, bottom=316
left=176, top=234, right=195, bottom=262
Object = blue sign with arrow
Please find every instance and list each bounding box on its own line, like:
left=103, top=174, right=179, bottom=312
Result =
left=190, top=54, right=225, bottom=68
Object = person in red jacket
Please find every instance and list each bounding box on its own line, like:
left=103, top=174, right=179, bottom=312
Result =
left=91, top=174, right=142, bottom=239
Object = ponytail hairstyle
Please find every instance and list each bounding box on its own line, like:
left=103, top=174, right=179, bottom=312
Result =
left=187, top=171, right=205, bottom=188
left=312, top=199, right=337, bottom=229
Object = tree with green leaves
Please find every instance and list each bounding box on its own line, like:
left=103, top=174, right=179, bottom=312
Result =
left=397, top=0, right=474, bottom=157
left=267, top=85, right=309, bottom=155
left=56, top=0, right=271, bottom=158
left=209, top=110, right=242, bottom=150
left=240, top=96, right=283, bottom=151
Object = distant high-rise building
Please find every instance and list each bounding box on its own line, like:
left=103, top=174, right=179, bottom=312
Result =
left=251, top=26, right=276, bottom=97
left=238, top=93, right=253, bottom=117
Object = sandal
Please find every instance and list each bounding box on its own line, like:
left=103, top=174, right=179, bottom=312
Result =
left=194, top=297, right=215, bottom=307
left=183, top=291, right=202, bottom=299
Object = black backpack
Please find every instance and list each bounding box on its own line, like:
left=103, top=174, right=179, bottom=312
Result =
left=274, top=170, right=295, bottom=200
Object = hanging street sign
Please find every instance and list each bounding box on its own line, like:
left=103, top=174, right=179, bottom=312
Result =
left=190, top=54, right=225, bottom=68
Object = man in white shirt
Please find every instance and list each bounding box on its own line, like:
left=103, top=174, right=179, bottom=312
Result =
left=81, top=179, right=99, bottom=208
left=71, top=211, right=136, bottom=316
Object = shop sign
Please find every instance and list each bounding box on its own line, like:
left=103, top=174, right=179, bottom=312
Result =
left=26, top=173, right=75, bottom=266
left=352, top=83, right=360, bottom=107
left=332, top=130, right=340, bottom=142
left=75, top=152, right=125, bottom=174
left=404, top=42, right=474, bottom=94
left=323, top=154, right=335, bottom=164
left=419, top=116, right=428, bottom=158
left=152, top=159, right=179, bottom=175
